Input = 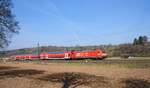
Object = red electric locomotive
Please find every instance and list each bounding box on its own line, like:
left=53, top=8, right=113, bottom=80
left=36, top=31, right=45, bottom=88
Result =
left=64, top=49, right=107, bottom=60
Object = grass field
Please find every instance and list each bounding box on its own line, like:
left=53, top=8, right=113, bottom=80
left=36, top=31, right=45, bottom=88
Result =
left=0, top=58, right=150, bottom=88
left=17, top=57, right=150, bottom=69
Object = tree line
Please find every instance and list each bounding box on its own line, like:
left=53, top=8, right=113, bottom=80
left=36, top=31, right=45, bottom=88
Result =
left=111, top=36, right=150, bottom=57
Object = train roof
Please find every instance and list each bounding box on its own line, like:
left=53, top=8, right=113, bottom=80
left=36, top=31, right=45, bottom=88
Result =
left=47, top=52, right=64, bottom=54
left=14, top=54, right=38, bottom=56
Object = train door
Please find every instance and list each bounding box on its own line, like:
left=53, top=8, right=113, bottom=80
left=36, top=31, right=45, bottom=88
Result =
left=64, top=53, right=70, bottom=59
left=70, top=50, right=76, bottom=59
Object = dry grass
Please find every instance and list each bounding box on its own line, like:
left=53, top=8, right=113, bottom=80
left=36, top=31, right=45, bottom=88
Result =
left=0, top=62, right=150, bottom=88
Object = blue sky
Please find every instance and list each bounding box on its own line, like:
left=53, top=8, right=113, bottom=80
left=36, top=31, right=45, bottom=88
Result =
left=8, top=0, right=150, bottom=50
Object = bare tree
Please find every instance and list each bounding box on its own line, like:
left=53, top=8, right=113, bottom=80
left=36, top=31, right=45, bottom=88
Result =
left=0, top=0, right=19, bottom=48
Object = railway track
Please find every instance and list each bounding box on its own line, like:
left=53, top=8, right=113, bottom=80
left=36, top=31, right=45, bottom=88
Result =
left=13, top=58, right=150, bottom=64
